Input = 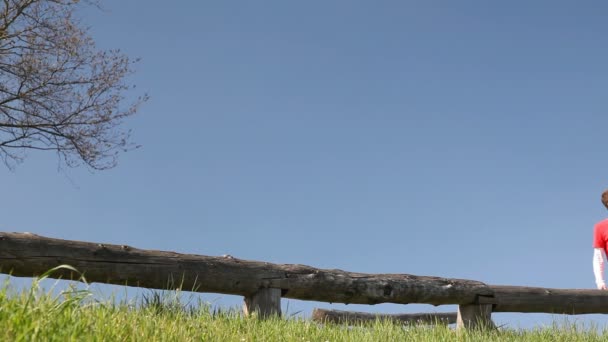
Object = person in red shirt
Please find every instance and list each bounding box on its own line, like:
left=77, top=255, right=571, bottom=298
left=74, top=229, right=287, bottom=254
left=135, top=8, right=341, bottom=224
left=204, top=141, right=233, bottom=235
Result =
left=593, top=190, right=608, bottom=290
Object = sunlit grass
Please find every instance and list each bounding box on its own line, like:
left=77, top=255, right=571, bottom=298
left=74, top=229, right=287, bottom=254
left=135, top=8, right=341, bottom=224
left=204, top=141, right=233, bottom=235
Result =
left=0, top=269, right=607, bottom=341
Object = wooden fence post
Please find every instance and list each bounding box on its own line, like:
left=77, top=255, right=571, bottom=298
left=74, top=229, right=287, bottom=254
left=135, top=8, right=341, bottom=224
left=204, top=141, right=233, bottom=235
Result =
left=243, top=288, right=281, bottom=318
left=456, top=304, right=494, bottom=330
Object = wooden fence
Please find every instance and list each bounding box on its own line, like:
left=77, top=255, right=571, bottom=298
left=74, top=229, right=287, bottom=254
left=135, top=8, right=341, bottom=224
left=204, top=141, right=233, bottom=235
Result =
left=1, top=232, right=607, bottom=330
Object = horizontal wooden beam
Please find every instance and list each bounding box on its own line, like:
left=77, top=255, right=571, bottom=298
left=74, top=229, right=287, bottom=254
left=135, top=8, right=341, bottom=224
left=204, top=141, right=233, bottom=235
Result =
left=311, top=308, right=457, bottom=325
left=489, top=285, right=608, bottom=314
left=7, top=232, right=607, bottom=316
left=0, top=232, right=491, bottom=306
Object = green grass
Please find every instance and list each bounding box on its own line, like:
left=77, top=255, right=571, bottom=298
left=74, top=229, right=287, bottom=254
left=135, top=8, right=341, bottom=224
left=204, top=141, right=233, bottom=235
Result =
left=1, top=268, right=607, bottom=341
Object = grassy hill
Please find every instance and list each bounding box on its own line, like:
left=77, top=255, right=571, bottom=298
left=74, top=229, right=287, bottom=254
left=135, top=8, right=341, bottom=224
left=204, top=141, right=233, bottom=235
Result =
left=0, top=273, right=606, bottom=341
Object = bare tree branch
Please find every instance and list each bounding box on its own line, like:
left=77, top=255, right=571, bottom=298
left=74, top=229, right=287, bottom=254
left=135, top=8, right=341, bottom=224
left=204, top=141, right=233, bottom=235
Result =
left=0, top=0, right=147, bottom=170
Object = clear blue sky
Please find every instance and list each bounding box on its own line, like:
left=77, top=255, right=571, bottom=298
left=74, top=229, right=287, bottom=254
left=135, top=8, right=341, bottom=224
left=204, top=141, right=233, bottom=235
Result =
left=2, top=0, right=608, bottom=329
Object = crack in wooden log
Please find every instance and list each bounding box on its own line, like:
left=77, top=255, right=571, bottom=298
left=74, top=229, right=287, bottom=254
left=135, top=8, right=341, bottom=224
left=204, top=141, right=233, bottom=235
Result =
left=3, top=256, right=174, bottom=266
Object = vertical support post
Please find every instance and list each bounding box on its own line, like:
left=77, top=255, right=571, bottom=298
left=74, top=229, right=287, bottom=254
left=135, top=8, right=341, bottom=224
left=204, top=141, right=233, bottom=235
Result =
left=243, top=288, right=282, bottom=318
left=456, top=304, right=494, bottom=330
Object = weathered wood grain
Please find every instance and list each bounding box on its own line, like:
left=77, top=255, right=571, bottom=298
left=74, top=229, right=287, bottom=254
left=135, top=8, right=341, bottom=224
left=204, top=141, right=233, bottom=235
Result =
left=0, top=232, right=491, bottom=306
left=311, top=308, right=457, bottom=325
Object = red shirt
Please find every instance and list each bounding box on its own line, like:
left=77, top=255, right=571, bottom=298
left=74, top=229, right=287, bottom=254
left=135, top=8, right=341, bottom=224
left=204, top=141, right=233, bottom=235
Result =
left=594, top=219, right=608, bottom=253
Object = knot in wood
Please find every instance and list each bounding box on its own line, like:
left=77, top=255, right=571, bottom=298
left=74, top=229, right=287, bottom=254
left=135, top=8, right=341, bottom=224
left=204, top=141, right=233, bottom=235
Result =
left=383, top=284, right=393, bottom=297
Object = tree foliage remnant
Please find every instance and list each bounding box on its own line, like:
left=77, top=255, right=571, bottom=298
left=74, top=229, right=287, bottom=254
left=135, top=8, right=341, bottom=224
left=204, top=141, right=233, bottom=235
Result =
left=0, top=0, right=147, bottom=170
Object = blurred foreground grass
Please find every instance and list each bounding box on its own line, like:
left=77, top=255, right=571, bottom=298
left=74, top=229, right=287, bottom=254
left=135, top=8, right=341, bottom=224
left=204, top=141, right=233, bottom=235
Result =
left=0, top=266, right=606, bottom=341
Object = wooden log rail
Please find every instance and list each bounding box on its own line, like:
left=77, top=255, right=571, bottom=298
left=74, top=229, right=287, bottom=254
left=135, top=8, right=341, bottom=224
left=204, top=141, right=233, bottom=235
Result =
left=488, top=285, right=608, bottom=314
left=316, top=285, right=608, bottom=329
left=311, top=308, right=457, bottom=325
left=0, top=233, right=491, bottom=315
left=2, top=232, right=608, bottom=330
